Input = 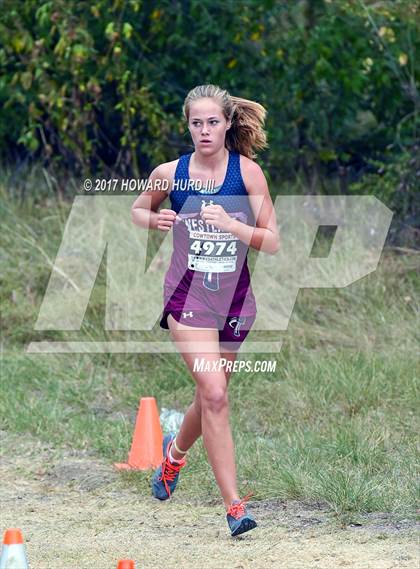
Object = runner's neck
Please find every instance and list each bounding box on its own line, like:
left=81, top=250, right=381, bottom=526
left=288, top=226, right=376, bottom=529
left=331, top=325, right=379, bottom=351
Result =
left=190, top=147, right=229, bottom=176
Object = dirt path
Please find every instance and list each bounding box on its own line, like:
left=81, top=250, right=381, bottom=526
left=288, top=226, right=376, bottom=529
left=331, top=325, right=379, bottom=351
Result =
left=0, top=431, right=418, bottom=569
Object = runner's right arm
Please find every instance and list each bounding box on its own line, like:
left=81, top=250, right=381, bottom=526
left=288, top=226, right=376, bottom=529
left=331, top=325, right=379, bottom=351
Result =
left=131, top=163, right=178, bottom=231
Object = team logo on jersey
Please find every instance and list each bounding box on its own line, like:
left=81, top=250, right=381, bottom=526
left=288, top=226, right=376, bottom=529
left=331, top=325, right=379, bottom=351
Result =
left=228, top=316, right=246, bottom=337
left=182, top=311, right=194, bottom=318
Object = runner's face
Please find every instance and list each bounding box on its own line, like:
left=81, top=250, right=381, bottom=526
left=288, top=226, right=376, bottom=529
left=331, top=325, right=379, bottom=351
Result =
left=188, top=98, right=231, bottom=154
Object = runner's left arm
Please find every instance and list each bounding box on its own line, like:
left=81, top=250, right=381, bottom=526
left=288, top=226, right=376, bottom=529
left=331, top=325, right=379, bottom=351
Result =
left=227, top=158, right=280, bottom=255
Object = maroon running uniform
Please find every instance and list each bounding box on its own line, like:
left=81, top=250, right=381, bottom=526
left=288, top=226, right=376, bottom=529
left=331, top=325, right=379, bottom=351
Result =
left=159, top=151, right=257, bottom=350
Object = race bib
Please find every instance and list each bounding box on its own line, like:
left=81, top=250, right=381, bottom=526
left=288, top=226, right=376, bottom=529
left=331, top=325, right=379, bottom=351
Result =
left=175, top=210, right=246, bottom=274
left=187, top=228, right=239, bottom=273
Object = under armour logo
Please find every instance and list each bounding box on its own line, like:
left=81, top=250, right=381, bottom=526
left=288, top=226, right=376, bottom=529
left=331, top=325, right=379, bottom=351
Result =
left=228, top=316, right=246, bottom=337
left=201, top=199, right=214, bottom=208
left=182, top=311, right=194, bottom=318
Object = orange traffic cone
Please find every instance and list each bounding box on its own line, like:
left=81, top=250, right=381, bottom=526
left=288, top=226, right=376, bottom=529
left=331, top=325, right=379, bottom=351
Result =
left=115, top=397, right=163, bottom=470
left=0, top=529, right=29, bottom=569
left=117, top=561, right=135, bottom=569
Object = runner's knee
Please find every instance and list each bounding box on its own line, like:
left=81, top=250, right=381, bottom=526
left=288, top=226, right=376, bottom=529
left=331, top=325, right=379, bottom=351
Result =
left=201, top=385, right=228, bottom=414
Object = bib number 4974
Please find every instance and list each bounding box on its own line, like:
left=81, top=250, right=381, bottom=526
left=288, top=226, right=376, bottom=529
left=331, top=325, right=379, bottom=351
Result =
left=190, top=240, right=237, bottom=256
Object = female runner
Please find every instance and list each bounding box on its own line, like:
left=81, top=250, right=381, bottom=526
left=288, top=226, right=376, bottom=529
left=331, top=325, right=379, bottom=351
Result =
left=131, top=84, right=280, bottom=537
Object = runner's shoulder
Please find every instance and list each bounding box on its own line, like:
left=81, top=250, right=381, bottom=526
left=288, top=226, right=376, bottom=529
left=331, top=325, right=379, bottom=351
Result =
left=150, top=158, right=182, bottom=194
left=238, top=154, right=266, bottom=192
left=150, top=159, right=178, bottom=182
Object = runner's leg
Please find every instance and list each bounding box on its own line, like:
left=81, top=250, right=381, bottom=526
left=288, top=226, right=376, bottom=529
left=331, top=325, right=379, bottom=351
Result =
left=171, top=350, right=238, bottom=460
left=167, top=314, right=240, bottom=507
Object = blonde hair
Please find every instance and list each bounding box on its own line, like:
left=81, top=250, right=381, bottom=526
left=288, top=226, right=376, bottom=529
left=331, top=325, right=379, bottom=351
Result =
left=182, top=84, right=268, bottom=159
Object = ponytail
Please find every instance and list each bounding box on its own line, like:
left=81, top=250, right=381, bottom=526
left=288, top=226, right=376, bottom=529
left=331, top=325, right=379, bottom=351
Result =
left=225, top=96, right=267, bottom=159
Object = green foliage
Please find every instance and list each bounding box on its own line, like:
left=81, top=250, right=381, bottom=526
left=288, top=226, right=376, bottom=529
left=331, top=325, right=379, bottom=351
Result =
left=349, top=144, right=419, bottom=224
left=0, top=0, right=418, bottom=218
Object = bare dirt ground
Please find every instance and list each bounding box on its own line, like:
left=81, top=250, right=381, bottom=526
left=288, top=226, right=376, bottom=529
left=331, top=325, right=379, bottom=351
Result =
left=0, top=431, right=418, bottom=569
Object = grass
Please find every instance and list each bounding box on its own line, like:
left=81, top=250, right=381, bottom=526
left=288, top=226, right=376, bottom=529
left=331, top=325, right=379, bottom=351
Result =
left=0, top=183, right=419, bottom=520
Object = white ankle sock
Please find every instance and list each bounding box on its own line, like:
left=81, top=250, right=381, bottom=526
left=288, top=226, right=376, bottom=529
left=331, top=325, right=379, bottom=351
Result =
left=168, top=440, right=186, bottom=464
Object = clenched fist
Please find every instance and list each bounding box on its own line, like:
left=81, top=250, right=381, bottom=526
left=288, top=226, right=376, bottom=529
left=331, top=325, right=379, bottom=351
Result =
left=157, top=209, right=179, bottom=231
left=200, top=204, right=234, bottom=232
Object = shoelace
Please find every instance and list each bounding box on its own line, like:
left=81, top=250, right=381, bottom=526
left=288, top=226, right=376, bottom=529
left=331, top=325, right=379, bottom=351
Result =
left=158, top=442, right=186, bottom=497
left=227, top=492, right=254, bottom=520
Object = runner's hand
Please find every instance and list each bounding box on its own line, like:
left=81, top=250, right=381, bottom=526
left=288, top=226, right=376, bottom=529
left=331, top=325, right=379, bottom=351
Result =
left=200, top=204, right=233, bottom=232
left=157, top=209, right=180, bottom=231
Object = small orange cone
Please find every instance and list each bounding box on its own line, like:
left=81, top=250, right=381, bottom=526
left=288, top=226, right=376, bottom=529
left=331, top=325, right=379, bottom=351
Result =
left=117, top=561, right=135, bottom=569
left=0, top=529, right=29, bottom=569
left=115, top=396, right=163, bottom=470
